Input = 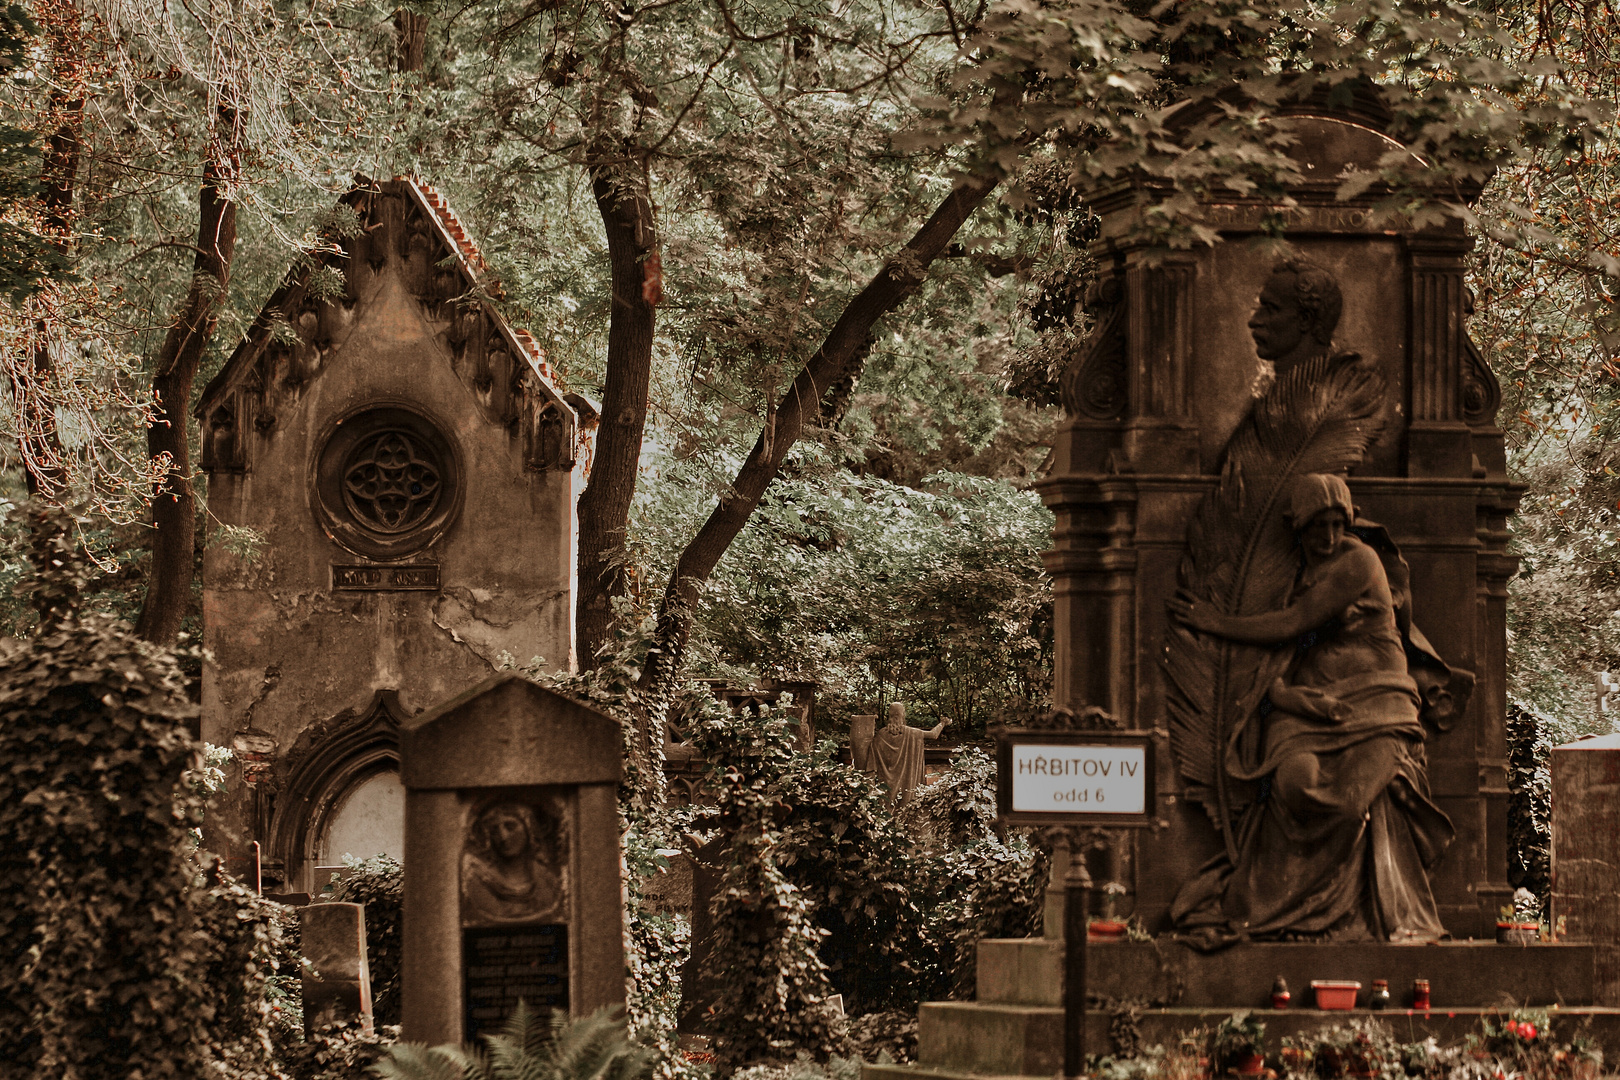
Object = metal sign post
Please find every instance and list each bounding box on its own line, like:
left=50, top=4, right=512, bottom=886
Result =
left=994, top=725, right=1156, bottom=1080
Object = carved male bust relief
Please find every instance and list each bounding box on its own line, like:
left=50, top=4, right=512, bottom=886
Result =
left=1246, top=258, right=1343, bottom=377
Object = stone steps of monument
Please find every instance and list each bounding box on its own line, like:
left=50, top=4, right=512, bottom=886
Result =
left=858, top=1004, right=1620, bottom=1080
left=976, top=938, right=1601, bottom=1009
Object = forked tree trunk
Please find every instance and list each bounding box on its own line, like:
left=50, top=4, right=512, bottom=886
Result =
left=135, top=133, right=240, bottom=644
left=636, top=174, right=999, bottom=709
left=575, top=162, right=657, bottom=669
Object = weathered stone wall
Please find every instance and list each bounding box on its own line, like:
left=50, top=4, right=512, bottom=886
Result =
left=1551, top=733, right=1620, bottom=1004
left=199, top=180, right=580, bottom=890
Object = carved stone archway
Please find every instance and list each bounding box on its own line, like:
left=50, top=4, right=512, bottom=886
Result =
left=269, top=690, right=410, bottom=891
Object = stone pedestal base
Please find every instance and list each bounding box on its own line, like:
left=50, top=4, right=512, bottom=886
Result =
left=861, top=937, right=1619, bottom=1080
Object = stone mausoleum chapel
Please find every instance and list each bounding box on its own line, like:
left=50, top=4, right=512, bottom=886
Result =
left=197, top=177, right=592, bottom=893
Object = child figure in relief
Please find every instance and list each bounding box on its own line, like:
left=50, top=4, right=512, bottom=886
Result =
left=460, top=798, right=567, bottom=927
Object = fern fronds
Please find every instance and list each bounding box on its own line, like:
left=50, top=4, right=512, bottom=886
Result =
left=371, top=1005, right=655, bottom=1080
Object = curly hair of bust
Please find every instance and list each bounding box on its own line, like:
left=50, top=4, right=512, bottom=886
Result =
left=1274, top=257, right=1343, bottom=344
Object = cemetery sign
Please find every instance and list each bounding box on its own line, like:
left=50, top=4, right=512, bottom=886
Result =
left=995, top=728, right=1155, bottom=828
left=993, top=711, right=1155, bottom=1080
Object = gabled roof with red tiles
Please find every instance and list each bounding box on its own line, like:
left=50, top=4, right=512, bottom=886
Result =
left=199, top=177, right=568, bottom=423
left=399, top=176, right=562, bottom=388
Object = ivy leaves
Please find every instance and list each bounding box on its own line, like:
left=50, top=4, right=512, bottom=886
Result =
left=0, top=505, right=283, bottom=1079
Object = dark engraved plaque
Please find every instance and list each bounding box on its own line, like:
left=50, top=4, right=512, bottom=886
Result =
left=331, top=563, right=441, bottom=590
left=462, top=923, right=568, bottom=1038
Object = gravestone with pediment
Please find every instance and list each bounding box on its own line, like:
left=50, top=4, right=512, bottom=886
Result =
left=196, top=178, right=594, bottom=893
left=398, top=673, right=623, bottom=1044
left=1042, top=87, right=1517, bottom=939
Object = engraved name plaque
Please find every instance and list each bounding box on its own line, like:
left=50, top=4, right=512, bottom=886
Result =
left=462, top=924, right=568, bottom=1038
left=331, top=564, right=441, bottom=591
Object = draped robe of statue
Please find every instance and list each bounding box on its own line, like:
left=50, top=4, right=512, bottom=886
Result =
left=1162, top=353, right=1471, bottom=950
left=870, top=721, right=928, bottom=800
left=1171, top=479, right=1456, bottom=946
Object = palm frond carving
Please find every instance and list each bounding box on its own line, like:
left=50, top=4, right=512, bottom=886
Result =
left=1161, top=351, right=1387, bottom=860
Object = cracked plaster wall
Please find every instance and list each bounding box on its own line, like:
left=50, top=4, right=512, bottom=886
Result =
left=200, top=258, right=577, bottom=881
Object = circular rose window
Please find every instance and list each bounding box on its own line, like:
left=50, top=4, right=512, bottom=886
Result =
left=313, top=405, right=460, bottom=560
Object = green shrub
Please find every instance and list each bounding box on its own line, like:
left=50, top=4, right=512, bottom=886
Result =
left=928, top=832, right=1047, bottom=999
left=194, top=877, right=292, bottom=1079
left=689, top=704, right=850, bottom=1071
left=0, top=505, right=278, bottom=1079
left=705, top=821, right=850, bottom=1073
left=622, top=822, right=692, bottom=1036
left=280, top=1018, right=401, bottom=1080
left=732, top=1052, right=861, bottom=1080
left=772, top=746, right=934, bottom=1013
left=683, top=702, right=1049, bottom=1060
left=906, top=747, right=1000, bottom=852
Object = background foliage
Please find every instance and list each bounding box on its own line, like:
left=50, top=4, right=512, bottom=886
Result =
left=677, top=699, right=1044, bottom=1070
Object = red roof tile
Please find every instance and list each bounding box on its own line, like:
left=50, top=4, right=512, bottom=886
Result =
left=398, top=176, right=555, bottom=383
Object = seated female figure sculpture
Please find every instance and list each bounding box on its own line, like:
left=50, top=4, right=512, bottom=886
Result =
left=1166, top=473, right=1454, bottom=946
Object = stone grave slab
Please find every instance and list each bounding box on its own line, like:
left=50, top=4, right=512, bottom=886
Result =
left=299, top=901, right=374, bottom=1035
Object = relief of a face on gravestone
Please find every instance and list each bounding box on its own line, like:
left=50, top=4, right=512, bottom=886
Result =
left=460, top=795, right=569, bottom=927
left=1246, top=257, right=1343, bottom=378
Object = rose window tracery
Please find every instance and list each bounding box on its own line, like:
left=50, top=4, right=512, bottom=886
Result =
left=313, top=405, right=460, bottom=560
left=341, top=431, right=443, bottom=534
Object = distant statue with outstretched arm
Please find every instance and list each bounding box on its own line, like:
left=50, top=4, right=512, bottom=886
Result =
left=869, top=703, right=946, bottom=802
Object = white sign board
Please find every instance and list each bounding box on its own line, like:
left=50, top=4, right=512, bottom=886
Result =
left=1010, top=743, right=1147, bottom=814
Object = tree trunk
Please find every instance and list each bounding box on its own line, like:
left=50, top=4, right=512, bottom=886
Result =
left=15, top=2, right=83, bottom=500
left=135, top=142, right=239, bottom=644
left=395, top=11, right=428, bottom=73
left=637, top=173, right=999, bottom=703
left=575, top=163, right=657, bottom=668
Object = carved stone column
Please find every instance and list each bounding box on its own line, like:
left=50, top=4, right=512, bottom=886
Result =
left=1407, top=236, right=1476, bottom=477
left=1122, top=255, right=1199, bottom=474
left=1040, top=477, right=1138, bottom=722
left=1472, top=489, right=1523, bottom=933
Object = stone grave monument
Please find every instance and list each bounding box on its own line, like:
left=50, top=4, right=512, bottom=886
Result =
left=299, top=901, right=375, bottom=1036
left=196, top=177, right=593, bottom=894
left=1551, top=733, right=1620, bottom=1005
left=398, top=673, right=623, bottom=1044
left=867, top=85, right=1620, bottom=1080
